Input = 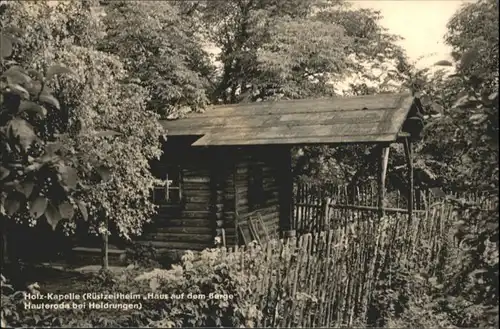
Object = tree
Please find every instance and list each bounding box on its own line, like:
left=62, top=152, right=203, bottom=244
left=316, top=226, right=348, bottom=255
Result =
left=300, top=0, right=499, bottom=193
left=251, top=0, right=406, bottom=185
left=99, top=0, right=408, bottom=187
left=1, top=1, right=164, bottom=267
left=429, top=0, right=498, bottom=191
left=419, top=3, right=499, bottom=324
left=100, top=0, right=213, bottom=117
left=179, top=0, right=353, bottom=103
left=1, top=24, right=82, bottom=263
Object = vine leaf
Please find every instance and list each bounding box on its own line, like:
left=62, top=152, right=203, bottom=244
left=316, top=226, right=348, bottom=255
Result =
left=59, top=202, right=75, bottom=219
left=77, top=200, right=88, bottom=221
left=45, top=203, right=62, bottom=230
left=29, top=196, right=48, bottom=219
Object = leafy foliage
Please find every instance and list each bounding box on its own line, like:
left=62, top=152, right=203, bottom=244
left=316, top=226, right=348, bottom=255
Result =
left=369, top=199, right=499, bottom=328
left=124, top=242, right=161, bottom=269
left=419, top=0, right=498, bottom=192
left=100, top=0, right=213, bottom=117
left=297, top=0, right=498, bottom=194
left=1, top=1, right=165, bottom=240
left=1, top=27, right=85, bottom=232
left=190, top=0, right=355, bottom=103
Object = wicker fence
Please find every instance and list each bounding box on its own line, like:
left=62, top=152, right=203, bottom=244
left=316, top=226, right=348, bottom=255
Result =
left=223, top=199, right=484, bottom=327
left=292, top=182, right=497, bottom=235
left=218, top=181, right=499, bottom=327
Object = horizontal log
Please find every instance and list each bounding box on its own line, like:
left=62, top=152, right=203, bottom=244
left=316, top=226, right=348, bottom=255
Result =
left=237, top=198, right=248, bottom=206
left=237, top=193, right=278, bottom=203
left=182, top=186, right=232, bottom=198
left=236, top=202, right=278, bottom=212
left=262, top=176, right=278, bottom=183
left=333, top=204, right=426, bottom=214
left=236, top=167, right=248, bottom=174
left=234, top=175, right=249, bottom=182
left=262, top=198, right=279, bottom=206
left=183, top=203, right=232, bottom=211
left=183, top=196, right=211, bottom=203
left=182, top=182, right=212, bottom=188
left=153, top=218, right=211, bottom=227
left=233, top=174, right=277, bottom=182
left=235, top=166, right=277, bottom=174
left=295, top=202, right=321, bottom=208
left=219, top=227, right=236, bottom=235
left=143, top=233, right=213, bottom=243
left=184, top=203, right=211, bottom=211
left=237, top=205, right=250, bottom=214
left=72, top=247, right=125, bottom=254
left=223, top=219, right=236, bottom=227
left=136, top=240, right=211, bottom=251
left=238, top=199, right=276, bottom=208
left=222, top=193, right=236, bottom=200
left=223, top=211, right=236, bottom=218
left=155, top=227, right=213, bottom=234
left=236, top=205, right=279, bottom=220
left=155, top=210, right=210, bottom=219
left=183, top=177, right=211, bottom=183
left=236, top=200, right=278, bottom=209
left=182, top=190, right=225, bottom=197
left=181, top=187, right=211, bottom=193
left=182, top=168, right=210, bottom=174
left=260, top=212, right=279, bottom=223
left=258, top=205, right=280, bottom=214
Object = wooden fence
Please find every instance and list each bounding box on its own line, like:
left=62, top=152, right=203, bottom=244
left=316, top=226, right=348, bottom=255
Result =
left=222, top=199, right=493, bottom=327
left=292, top=182, right=497, bottom=235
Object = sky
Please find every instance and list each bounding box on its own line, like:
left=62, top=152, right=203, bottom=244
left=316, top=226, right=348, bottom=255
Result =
left=351, top=0, right=473, bottom=68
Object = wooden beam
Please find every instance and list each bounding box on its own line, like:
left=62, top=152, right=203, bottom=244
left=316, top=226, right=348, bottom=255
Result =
left=403, top=138, right=414, bottom=224
left=334, top=204, right=426, bottom=214
left=101, top=232, right=109, bottom=270
left=280, top=145, right=294, bottom=235
left=233, top=160, right=239, bottom=247
left=396, top=132, right=411, bottom=143
left=1, top=217, right=8, bottom=264
left=101, top=216, right=109, bottom=270
left=377, top=146, right=390, bottom=219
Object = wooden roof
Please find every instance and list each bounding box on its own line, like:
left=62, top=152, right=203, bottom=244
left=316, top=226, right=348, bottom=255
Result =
left=161, top=93, right=418, bottom=146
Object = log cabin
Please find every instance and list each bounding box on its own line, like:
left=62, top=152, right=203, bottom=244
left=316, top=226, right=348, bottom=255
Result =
left=2, top=92, right=425, bottom=265
left=136, top=92, right=424, bottom=255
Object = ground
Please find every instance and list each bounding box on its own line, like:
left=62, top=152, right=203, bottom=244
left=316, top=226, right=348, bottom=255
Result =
left=2, top=262, right=126, bottom=294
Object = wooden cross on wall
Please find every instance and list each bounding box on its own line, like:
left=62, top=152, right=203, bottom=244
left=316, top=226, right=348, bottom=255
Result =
left=164, top=174, right=173, bottom=201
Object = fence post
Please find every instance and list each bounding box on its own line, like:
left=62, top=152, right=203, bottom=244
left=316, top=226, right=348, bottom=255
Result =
left=378, top=146, right=390, bottom=219
left=322, top=197, right=331, bottom=231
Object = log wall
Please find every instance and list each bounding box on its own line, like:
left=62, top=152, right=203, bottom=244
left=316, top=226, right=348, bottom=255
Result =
left=139, top=140, right=291, bottom=251
left=233, top=146, right=286, bottom=244
left=139, top=139, right=236, bottom=252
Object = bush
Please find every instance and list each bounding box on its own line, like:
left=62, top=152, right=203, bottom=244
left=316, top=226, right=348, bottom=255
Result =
left=0, top=246, right=274, bottom=328
left=1, top=273, right=80, bottom=328
left=132, top=246, right=264, bottom=327
left=124, top=243, right=161, bottom=269
left=369, top=200, right=499, bottom=328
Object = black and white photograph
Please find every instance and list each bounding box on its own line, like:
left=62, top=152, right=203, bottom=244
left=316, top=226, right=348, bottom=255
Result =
left=0, top=0, right=498, bottom=327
